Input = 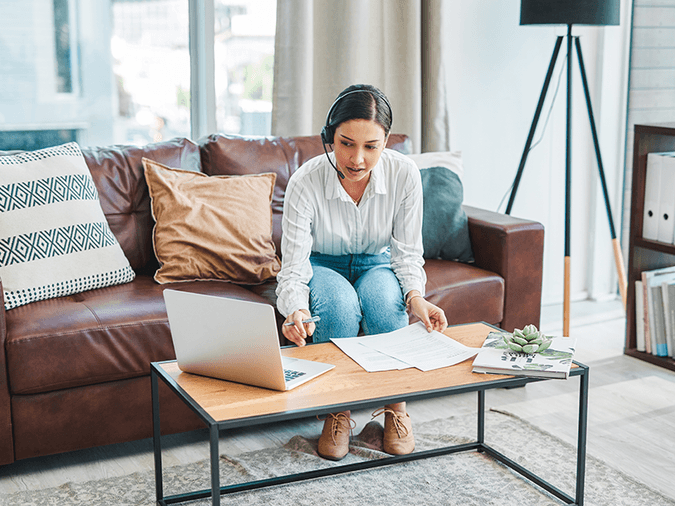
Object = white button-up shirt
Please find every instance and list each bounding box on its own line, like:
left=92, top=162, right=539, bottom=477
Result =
left=275, top=148, right=426, bottom=317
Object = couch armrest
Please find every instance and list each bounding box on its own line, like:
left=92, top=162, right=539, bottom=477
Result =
left=0, top=279, right=14, bottom=464
left=464, top=205, right=544, bottom=332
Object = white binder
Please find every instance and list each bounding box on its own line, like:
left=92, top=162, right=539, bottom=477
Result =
left=643, top=153, right=662, bottom=241
left=657, top=152, right=675, bottom=243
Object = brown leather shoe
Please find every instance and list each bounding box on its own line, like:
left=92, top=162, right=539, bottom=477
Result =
left=317, top=411, right=355, bottom=461
left=372, top=407, right=415, bottom=455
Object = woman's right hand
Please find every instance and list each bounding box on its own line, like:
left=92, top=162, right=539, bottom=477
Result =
left=282, top=309, right=315, bottom=347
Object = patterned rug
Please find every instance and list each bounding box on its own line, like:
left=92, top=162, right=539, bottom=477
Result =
left=2, top=410, right=672, bottom=506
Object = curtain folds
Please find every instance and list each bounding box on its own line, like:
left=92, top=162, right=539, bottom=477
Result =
left=272, top=0, right=451, bottom=153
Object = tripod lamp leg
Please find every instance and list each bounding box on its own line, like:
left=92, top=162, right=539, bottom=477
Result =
left=563, top=26, right=573, bottom=339
left=564, top=256, right=571, bottom=337
left=575, top=36, right=627, bottom=310
left=612, top=238, right=627, bottom=308
left=506, top=37, right=564, bottom=215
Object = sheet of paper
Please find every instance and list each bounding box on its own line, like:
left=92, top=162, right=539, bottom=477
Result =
left=360, top=322, right=480, bottom=371
left=330, top=337, right=412, bottom=372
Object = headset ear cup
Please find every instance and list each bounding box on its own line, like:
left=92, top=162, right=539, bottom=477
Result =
left=321, top=125, right=334, bottom=145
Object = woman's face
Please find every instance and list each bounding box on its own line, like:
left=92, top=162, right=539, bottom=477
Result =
left=332, top=119, right=388, bottom=185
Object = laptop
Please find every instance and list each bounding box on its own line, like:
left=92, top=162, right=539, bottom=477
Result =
left=163, top=289, right=334, bottom=391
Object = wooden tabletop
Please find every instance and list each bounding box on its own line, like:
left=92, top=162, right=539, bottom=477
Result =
left=157, top=322, right=513, bottom=423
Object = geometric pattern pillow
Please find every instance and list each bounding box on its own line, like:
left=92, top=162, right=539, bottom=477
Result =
left=0, top=142, right=135, bottom=310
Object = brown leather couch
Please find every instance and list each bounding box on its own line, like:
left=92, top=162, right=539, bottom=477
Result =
left=0, top=134, right=544, bottom=466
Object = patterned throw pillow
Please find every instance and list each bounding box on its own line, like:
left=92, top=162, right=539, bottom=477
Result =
left=0, top=142, right=135, bottom=310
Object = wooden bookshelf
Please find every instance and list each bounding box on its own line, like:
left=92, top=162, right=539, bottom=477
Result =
left=625, top=124, right=675, bottom=371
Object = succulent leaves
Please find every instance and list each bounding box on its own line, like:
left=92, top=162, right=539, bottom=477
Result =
left=502, top=325, right=552, bottom=354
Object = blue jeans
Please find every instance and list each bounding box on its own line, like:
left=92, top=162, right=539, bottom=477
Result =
left=308, top=251, right=408, bottom=343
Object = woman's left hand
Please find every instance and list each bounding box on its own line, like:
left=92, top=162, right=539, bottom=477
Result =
left=409, top=294, right=448, bottom=333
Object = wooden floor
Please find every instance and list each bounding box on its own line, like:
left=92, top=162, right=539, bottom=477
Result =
left=1, top=297, right=674, bottom=501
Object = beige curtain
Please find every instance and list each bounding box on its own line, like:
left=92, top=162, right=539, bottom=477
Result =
left=272, top=0, right=451, bottom=153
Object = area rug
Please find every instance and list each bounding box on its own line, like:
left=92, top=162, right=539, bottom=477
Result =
left=2, top=410, right=673, bottom=506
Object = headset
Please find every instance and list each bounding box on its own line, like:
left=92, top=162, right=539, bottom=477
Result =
left=320, top=88, right=393, bottom=180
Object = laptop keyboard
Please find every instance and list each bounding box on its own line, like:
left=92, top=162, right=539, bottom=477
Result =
left=284, top=369, right=306, bottom=382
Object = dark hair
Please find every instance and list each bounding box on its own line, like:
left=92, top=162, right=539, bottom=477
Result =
left=321, top=84, right=393, bottom=144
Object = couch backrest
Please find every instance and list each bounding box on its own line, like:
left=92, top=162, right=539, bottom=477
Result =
left=82, top=134, right=409, bottom=271
left=82, top=138, right=201, bottom=272
left=199, top=133, right=411, bottom=254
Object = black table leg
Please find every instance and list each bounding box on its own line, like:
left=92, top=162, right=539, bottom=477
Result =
left=152, top=369, right=164, bottom=505
left=210, top=424, right=221, bottom=506
left=477, top=390, right=486, bottom=446
left=576, top=366, right=589, bottom=505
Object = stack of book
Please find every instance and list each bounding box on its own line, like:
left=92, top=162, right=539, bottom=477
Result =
left=635, top=265, right=675, bottom=357
left=472, top=331, right=577, bottom=380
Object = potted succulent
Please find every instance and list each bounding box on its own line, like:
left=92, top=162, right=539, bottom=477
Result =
left=502, top=324, right=553, bottom=354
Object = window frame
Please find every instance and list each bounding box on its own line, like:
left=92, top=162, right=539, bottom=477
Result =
left=189, top=0, right=217, bottom=139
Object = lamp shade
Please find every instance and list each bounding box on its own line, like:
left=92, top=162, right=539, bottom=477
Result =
left=520, top=0, right=620, bottom=26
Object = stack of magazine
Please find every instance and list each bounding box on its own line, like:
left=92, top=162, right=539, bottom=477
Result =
left=635, top=265, right=675, bottom=357
left=472, top=332, right=577, bottom=379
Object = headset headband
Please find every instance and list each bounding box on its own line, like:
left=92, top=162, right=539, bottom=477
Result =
left=323, top=89, right=393, bottom=139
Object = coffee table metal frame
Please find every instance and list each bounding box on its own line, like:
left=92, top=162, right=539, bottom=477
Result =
left=151, top=330, right=588, bottom=506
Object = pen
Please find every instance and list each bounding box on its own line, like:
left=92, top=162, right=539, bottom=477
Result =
left=284, top=316, right=321, bottom=326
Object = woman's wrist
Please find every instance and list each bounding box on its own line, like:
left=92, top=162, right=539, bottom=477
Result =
left=405, top=291, right=423, bottom=309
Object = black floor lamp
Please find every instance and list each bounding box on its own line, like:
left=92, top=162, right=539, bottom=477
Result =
left=505, top=0, right=625, bottom=337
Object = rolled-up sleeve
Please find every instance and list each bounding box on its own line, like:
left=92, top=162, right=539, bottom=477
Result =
left=389, top=167, right=426, bottom=297
left=275, top=176, right=314, bottom=317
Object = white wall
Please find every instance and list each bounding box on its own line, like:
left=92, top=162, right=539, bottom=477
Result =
left=622, top=0, right=675, bottom=265
left=442, top=0, right=632, bottom=306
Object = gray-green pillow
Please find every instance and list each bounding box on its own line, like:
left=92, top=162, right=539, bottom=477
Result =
left=420, top=166, right=474, bottom=263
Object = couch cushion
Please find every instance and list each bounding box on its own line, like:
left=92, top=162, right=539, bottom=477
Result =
left=5, top=276, right=271, bottom=395
left=199, top=133, right=411, bottom=254
left=420, top=259, right=504, bottom=327
left=143, top=158, right=281, bottom=284
left=11, top=375, right=204, bottom=460
left=0, top=143, right=136, bottom=310
left=81, top=137, right=202, bottom=272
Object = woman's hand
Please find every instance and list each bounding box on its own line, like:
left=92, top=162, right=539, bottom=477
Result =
left=408, top=292, right=448, bottom=333
left=282, top=309, right=315, bottom=347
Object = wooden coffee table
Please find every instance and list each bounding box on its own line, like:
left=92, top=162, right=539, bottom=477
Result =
left=151, top=322, right=589, bottom=505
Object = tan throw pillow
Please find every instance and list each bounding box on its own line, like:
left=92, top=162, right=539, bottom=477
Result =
left=142, top=158, right=281, bottom=284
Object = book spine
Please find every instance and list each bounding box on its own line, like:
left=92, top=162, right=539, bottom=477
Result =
left=642, top=271, right=652, bottom=354
left=636, top=280, right=645, bottom=352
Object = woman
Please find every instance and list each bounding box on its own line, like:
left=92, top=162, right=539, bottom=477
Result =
left=276, top=84, right=448, bottom=460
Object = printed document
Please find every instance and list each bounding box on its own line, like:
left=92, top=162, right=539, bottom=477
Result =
left=331, top=322, right=479, bottom=372
left=329, top=338, right=412, bottom=372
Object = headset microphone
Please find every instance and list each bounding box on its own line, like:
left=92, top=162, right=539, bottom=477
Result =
left=321, top=127, right=345, bottom=179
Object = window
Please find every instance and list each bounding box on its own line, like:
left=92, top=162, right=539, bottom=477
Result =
left=111, top=0, right=191, bottom=144
left=53, top=0, right=77, bottom=94
left=214, top=0, right=276, bottom=136
left=0, top=0, right=277, bottom=150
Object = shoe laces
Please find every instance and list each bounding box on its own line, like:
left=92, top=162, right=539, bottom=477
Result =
left=371, top=408, right=409, bottom=438
left=318, top=412, right=356, bottom=446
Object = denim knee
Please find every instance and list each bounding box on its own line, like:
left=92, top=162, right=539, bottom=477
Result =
left=355, top=267, right=408, bottom=335
left=309, top=266, right=361, bottom=343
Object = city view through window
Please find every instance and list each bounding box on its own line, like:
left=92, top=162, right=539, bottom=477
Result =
left=112, top=0, right=277, bottom=144
left=0, top=1, right=276, bottom=151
